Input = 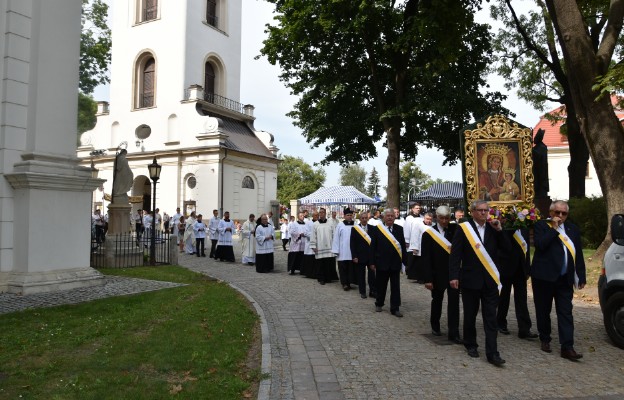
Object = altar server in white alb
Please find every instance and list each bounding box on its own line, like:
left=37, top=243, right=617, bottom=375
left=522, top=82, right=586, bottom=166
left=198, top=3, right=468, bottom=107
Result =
left=241, top=214, right=256, bottom=265
left=193, top=214, right=207, bottom=257
left=280, top=218, right=290, bottom=251
left=310, top=208, right=338, bottom=285
left=332, top=208, right=356, bottom=291
left=215, top=211, right=236, bottom=262
left=208, top=209, right=220, bottom=259
left=171, top=207, right=182, bottom=241
left=255, top=214, right=275, bottom=273
left=301, top=211, right=318, bottom=278
left=288, top=212, right=307, bottom=275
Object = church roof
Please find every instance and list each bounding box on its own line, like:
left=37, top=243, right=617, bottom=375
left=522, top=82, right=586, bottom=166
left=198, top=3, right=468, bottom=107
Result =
left=215, top=115, right=275, bottom=158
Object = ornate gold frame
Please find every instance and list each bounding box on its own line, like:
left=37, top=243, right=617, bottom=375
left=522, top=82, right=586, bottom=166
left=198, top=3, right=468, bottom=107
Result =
left=463, top=115, right=535, bottom=207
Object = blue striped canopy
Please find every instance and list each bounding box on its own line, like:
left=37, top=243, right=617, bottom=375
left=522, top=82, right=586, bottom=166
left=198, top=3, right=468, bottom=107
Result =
left=412, top=182, right=463, bottom=201
left=299, top=186, right=378, bottom=205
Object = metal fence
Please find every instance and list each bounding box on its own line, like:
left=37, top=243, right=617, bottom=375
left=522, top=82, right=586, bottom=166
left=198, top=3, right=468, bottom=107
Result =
left=90, top=231, right=173, bottom=268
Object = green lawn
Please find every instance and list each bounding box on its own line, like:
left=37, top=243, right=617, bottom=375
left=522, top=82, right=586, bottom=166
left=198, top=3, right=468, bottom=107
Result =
left=0, top=266, right=261, bottom=399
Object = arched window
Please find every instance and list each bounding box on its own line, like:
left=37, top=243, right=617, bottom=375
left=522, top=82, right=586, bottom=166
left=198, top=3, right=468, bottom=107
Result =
left=204, top=62, right=216, bottom=100
left=206, top=0, right=217, bottom=27
left=142, top=0, right=158, bottom=22
left=242, top=176, right=255, bottom=189
left=135, top=54, right=156, bottom=109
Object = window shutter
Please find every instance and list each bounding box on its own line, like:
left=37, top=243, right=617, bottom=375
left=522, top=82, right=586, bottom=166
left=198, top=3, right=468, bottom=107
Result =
left=142, top=58, right=155, bottom=107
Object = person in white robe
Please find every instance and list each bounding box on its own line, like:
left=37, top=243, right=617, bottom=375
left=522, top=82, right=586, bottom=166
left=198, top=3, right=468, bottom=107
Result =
left=255, top=214, right=275, bottom=273
left=241, top=214, right=256, bottom=265
left=280, top=218, right=290, bottom=251
left=407, top=212, right=433, bottom=281
left=142, top=210, right=153, bottom=247
left=310, top=208, right=338, bottom=285
left=288, top=212, right=307, bottom=275
left=171, top=207, right=182, bottom=242
left=184, top=212, right=196, bottom=254
left=404, top=202, right=423, bottom=276
left=393, top=207, right=405, bottom=227
left=368, top=210, right=382, bottom=226
left=332, top=208, right=356, bottom=291
left=215, top=211, right=236, bottom=262
left=208, top=209, right=220, bottom=258
left=301, top=211, right=318, bottom=278
left=193, top=214, right=207, bottom=257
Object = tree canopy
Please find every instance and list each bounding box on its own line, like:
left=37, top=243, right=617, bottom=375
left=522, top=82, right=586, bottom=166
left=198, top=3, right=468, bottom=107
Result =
left=339, top=165, right=367, bottom=193
left=399, top=161, right=434, bottom=203
left=80, top=0, right=111, bottom=94
left=277, top=155, right=326, bottom=205
left=260, top=0, right=506, bottom=207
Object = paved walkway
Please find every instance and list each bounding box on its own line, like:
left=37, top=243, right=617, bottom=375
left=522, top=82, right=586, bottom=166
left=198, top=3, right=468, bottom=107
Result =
left=179, top=242, right=624, bottom=400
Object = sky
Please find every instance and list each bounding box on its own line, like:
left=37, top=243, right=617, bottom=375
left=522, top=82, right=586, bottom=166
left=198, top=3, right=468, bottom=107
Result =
left=93, top=0, right=548, bottom=197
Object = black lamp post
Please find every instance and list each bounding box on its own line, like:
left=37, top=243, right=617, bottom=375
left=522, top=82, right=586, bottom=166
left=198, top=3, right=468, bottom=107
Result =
left=148, top=157, right=162, bottom=265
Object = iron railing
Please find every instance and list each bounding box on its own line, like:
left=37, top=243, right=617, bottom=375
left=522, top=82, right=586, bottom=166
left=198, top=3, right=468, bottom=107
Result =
left=206, top=13, right=218, bottom=28
left=90, top=231, right=172, bottom=268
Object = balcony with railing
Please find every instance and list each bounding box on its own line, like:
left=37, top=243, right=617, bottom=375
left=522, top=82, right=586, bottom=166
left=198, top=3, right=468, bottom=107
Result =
left=183, top=86, right=254, bottom=118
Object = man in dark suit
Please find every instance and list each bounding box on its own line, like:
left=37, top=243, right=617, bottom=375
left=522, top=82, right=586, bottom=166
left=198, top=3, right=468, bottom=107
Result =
left=370, top=208, right=408, bottom=317
left=421, top=205, right=461, bottom=343
left=350, top=211, right=376, bottom=299
left=449, top=200, right=510, bottom=366
left=531, top=200, right=586, bottom=360
left=497, top=227, right=537, bottom=339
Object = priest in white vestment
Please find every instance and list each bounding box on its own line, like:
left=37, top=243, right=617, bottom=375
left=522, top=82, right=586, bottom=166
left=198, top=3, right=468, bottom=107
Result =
left=215, top=211, right=236, bottom=262
left=241, top=214, right=256, bottom=265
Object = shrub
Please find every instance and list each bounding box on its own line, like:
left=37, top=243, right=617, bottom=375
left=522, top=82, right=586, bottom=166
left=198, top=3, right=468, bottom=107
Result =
left=567, top=196, right=607, bottom=249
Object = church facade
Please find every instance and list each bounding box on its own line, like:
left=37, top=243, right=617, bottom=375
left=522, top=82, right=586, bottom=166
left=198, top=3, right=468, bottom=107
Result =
left=78, top=0, right=279, bottom=221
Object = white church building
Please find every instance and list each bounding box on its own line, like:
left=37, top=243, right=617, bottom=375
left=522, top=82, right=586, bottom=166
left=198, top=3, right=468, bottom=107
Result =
left=78, top=0, right=279, bottom=221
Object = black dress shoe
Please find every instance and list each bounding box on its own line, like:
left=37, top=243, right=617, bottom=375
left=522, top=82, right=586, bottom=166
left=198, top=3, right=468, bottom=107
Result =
left=319, top=281, right=325, bottom=285
left=561, top=348, right=583, bottom=360
left=375, top=306, right=382, bottom=312
left=360, top=294, right=367, bottom=299
left=540, top=341, right=552, bottom=353
left=431, top=329, right=442, bottom=337
left=449, top=336, right=463, bottom=344
left=343, top=285, right=350, bottom=291
left=518, top=331, right=538, bottom=339
left=391, top=310, right=403, bottom=318
left=467, top=348, right=479, bottom=358
left=498, top=327, right=510, bottom=335
left=487, top=354, right=506, bottom=366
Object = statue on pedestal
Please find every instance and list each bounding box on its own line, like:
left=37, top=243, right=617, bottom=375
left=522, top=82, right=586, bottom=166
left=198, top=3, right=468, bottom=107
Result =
left=112, top=148, right=134, bottom=204
left=532, top=128, right=549, bottom=198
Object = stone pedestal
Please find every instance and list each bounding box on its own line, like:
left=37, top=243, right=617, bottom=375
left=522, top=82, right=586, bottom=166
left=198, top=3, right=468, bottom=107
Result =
left=104, top=203, right=143, bottom=268
left=107, top=203, right=132, bottom=235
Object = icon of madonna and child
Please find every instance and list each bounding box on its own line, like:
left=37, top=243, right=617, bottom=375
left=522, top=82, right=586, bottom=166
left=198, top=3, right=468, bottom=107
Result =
left=477, top=142, right=523, bottom=202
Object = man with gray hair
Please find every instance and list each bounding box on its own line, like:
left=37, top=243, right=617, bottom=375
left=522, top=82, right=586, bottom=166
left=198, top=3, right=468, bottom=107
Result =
left=370, top=208, right=407, bottom=317
left=450, top=200, right=510, bottom=366
left=421, top=205, right=461, bottom=343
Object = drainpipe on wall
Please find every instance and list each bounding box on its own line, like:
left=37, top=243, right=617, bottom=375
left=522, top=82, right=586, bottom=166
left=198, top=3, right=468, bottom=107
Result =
left=219, top=149, right=227, bottom=217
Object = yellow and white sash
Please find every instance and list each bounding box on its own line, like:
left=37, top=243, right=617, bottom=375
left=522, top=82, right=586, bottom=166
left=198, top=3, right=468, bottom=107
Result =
left=353, top=224, right=371, bottom=245
left=459, top=222, right=502, bottom=291
left=513, top=229, right=528, bottom=257
left=378, top=224, right=402, bottom=260
left=547, top=222, right=580, bottom=288
left=423, top=226, right=451, bottom=254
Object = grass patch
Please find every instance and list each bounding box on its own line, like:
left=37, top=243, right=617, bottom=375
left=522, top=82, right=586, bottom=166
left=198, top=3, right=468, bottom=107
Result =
left=0, top=266, right=260, bottom=399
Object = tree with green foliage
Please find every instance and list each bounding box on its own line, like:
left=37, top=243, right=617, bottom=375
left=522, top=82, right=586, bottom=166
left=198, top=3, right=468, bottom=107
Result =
left=277, top=155, right=326, bottom=205
left=78, top=0, right=111, bottom=137
left=260, top=0, right=506, bottom=207
left=489, top=0, right=615, bottom=198
left=339, top=164, right=367, bottom=192
left=399, top=161, right=432, bottom=204
left=366, top=167, right=381, bottom=198
left=542, top=0, right=624, bottom=254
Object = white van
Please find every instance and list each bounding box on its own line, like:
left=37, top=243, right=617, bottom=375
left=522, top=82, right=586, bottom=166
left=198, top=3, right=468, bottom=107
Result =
left=598, top=214, right=624, bottom=349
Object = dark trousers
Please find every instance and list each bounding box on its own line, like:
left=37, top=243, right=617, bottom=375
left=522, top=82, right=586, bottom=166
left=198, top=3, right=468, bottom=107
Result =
left=282, top=238, right=289, bottom=250
left=195, top=238, right=205, bottom=256
left=355, top=262, right=369, bottom=295
left=375, top=269, right=401, bottom=312
left=338, top=260, right=353, bottom=286
left=209, top=239, right=218, bottom=258
left=95, top=225, right=105, bottom=243
left=315, top=257, right=335, bottom=283
left=431, top=285, right=460, bottom=337
left=497, top=266, right=532, bottom=333
left=368, top=267, right=377, bottom=296
left=461, top=287, right=499, bottom=356
left=532, top=275, right=575, bottom=350
left=135, top=223, right=143, bottom=242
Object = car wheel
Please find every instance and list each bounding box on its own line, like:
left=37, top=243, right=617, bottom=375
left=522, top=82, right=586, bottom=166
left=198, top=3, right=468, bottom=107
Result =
left=604, top=292, right=624, bottom=349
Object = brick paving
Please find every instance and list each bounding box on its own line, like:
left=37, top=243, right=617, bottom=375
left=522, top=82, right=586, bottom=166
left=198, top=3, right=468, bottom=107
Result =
left=2, top=240, right=623, bottom=399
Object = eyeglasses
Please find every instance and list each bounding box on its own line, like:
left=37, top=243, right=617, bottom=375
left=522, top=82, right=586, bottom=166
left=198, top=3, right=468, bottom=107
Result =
left=475, top=209, right=489, bottom=213
left=553, top=211, right=568, bottom=216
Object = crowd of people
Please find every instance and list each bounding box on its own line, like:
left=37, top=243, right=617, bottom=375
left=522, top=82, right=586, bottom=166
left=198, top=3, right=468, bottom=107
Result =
left=93, top=199, right=586, bottom=367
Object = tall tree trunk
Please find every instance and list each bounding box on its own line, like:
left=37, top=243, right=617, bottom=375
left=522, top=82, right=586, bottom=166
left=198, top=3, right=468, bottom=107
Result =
left=566, top=104, right=589, bottom=198
left=385, top=121, right=402, bottom=208
left=546, top=0, right=624, bottom=257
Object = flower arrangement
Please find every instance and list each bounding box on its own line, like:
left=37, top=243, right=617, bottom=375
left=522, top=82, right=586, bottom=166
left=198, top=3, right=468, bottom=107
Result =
left=486, top=203, right=541, bottom=230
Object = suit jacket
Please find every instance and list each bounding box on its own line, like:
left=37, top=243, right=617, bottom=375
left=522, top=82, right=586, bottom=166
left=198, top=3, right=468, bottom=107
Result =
left=370, top=223, right=408, bottom=272
left=531, top=219, right=586, bottom=285
left=449, top=220, right=511, bottom=290
left=421, top=223, right=457, bottom=288
left=350, top=223, right=373, bottom=265
left=498, top=228, right=531, bottom=280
